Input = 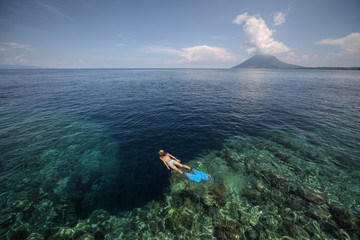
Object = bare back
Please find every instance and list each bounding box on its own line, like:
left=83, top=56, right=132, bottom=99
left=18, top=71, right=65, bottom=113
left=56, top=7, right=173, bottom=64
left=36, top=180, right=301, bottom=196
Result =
left=159, top=152, right=191, bottom=174
left=160, top=153, right=173, bottom=164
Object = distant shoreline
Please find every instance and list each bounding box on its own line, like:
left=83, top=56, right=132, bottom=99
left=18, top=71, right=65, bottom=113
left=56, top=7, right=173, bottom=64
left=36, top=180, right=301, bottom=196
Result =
left=297, top=67, right=360, bottom=70
left=231, top=67, right=360, bottom=70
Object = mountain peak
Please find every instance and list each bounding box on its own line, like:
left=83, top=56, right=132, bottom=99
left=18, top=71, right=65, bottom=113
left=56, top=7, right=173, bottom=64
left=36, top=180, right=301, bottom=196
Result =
left=232, top=55, right=302, bottom=69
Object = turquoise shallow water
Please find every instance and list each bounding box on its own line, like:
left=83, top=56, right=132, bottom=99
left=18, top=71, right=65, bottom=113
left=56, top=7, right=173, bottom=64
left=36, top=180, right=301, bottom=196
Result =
left=0, top=68, right=359, bottom=239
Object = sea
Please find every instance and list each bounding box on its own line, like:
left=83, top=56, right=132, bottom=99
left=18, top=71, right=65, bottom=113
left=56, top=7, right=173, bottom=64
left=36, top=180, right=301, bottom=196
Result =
left=0, top=68, right=359, bottom=239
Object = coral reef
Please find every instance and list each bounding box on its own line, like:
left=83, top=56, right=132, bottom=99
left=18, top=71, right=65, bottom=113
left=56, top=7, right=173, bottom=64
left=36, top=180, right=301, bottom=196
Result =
left=1, top=130, right=360, bottom=239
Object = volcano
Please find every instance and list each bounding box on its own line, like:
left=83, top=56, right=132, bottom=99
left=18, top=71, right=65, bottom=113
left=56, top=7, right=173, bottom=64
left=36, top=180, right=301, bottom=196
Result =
left=232, top=55, right=302, bottom=69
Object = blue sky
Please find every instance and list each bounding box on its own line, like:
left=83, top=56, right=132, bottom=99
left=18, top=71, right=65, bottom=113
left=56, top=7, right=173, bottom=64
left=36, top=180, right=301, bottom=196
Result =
left=0, top=0, right=359, bottom=68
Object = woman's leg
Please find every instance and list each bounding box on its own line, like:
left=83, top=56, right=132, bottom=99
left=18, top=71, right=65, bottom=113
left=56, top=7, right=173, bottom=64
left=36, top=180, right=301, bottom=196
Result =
left=174, top=161, right=192, bottom=170
left=169, top=164, right=184, bottom=174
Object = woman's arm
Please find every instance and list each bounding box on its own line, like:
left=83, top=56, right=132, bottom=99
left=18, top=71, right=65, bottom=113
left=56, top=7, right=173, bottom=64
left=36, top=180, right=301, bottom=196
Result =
left=160, top=157, right=170, bottom=169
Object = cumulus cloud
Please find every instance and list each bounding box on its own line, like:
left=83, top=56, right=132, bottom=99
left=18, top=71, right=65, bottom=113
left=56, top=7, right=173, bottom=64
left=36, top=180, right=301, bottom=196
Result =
left=233, top=12, right=291, bottom=55
left=232, top=12, right=249, bottom=25
left=315, top=32, right=360, bottom=54
left=273, top=11, right=286, bottom=26
left=151, top=45, right=237, bottom=64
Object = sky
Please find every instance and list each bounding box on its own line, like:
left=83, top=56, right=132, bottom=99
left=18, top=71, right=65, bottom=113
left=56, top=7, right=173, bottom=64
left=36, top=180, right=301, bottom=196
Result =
left=0, top=0, right=359, bottom=68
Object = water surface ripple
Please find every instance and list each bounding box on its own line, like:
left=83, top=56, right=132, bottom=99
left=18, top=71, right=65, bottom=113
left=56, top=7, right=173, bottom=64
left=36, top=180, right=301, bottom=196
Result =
left=0, top=68, right=359, bottom=214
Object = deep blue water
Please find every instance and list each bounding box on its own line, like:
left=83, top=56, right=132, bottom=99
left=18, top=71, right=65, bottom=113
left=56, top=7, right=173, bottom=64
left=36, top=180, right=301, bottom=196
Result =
left=1, top=68, right=359, bottom=217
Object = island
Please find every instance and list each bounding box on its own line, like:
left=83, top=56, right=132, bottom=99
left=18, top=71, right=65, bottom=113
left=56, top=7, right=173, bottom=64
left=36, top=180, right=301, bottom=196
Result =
left=232, top=55, right=360, bottom=70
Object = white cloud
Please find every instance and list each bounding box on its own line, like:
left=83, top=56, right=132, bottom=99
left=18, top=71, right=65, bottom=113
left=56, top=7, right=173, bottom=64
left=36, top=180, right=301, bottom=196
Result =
left=283, top=52, right=310, bottom=65
left=0, top=42, right=33, bottom=64
left=149, top=47, right=183, bottom=56
left=232, top=12, right=249, bottom=25
left=151, top=45, right=237, bottom=65
left=273, top=12, right=286, bottom=26
left=0, top=42, right=33, bottom=51
left=315, top=32, right=360, bottom=54
left=233, top=13, right=291, bottom=55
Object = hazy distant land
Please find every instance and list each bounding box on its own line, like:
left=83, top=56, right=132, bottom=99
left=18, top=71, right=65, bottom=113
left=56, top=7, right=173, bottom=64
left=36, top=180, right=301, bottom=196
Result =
left=297, top=66, right=360, bottom=70
left=0, top=64, right=43, bottom=69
